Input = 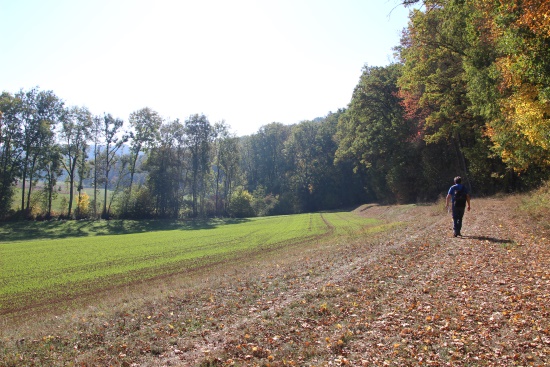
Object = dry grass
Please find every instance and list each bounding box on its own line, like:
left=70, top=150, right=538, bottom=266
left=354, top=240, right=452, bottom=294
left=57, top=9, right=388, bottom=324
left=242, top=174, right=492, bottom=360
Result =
left=1, top=194, right=549, bottom=366
left=520, top=181, right=550, bottom=229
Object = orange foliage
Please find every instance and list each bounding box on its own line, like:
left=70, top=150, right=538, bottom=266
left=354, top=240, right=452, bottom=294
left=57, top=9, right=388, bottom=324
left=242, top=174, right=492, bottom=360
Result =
left=474, top=0, right=550, bottom=171
left=477, top=0, right=550, bottom=37
left=517, top=0, right=550, bottom=37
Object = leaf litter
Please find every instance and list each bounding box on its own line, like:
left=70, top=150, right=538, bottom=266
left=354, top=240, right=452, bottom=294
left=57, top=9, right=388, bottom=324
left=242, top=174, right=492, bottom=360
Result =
left=1, top=196, right=549, bottom=366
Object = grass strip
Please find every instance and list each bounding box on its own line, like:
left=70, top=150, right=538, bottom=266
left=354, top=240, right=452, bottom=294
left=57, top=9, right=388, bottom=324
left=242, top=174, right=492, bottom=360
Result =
left=0, top=212, right=382, bottom=314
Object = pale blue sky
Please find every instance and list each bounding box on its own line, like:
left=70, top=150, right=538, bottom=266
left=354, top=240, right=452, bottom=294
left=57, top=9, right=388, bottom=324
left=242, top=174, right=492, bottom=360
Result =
left=1, top=0, right=411, bottom=136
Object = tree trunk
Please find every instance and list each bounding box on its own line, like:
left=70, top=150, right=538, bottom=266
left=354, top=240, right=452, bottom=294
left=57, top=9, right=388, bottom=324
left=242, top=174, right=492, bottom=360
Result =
left=93, top=146, right=98, bottom=219
left=21, top=156, right=28, bottom=212
left=102, top=167, right=109, bottom=219
left=25, top=155, right=38, bottom=213
left=67, top=171, right=75, bottom=217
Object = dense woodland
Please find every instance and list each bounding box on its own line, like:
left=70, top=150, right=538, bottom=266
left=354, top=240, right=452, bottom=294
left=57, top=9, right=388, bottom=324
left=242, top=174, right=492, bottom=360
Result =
left=1, top=0, right=549, bottom=220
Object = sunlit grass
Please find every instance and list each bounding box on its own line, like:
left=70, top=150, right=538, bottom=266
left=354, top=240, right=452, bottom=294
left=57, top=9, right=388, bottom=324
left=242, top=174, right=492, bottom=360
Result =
left=520, top=181, right=550, bottom=228
left=0, top=212, right=382, bottom=313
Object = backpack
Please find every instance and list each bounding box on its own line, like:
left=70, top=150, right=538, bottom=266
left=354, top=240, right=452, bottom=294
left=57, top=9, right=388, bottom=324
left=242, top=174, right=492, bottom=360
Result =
left=454, top=186, right=467, bottom=208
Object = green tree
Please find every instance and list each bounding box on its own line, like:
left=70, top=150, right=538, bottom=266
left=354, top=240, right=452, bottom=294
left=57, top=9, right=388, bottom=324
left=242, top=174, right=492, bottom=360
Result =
left=211, top=120, right=240, bottom=216
left=218, top=134, right=241, bottom=215
left=90, top=115, right=103, bottom=218
left=40, top=144, right=62, bottom=218
left=143, top=119, right=187, bottom=218
left=185, top=114, right=212, bottom=217
left=285, top=121, right=318, bottom=211
left=59, top=106, right=92, bottom=217
left=245, top=123, right=291, bottom=196
left=0, top=92, right=23, bottom=216
left=309, top=112, right=355, bottom=210
left=228, top=188, right=254, bottom=218
left=285, top=119, right=346, bottom=212
left=100, top=114, right=126, bottom=219
left=399, top=0, right=547, bottom=189
left=336, top=64, right=419, bottom=203
left=17, top=88, right=63, bottom=215
left=126, top=107, right=162, bottom=214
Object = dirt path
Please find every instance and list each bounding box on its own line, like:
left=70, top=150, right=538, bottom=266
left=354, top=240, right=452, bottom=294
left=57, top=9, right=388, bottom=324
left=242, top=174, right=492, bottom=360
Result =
left=341, top=199, right=550, bottom=365
left=170, top=198, right=549, bottom=366
left=148, top=198, right=549, bottom=366
left=1, top=197, right=549, bottom=366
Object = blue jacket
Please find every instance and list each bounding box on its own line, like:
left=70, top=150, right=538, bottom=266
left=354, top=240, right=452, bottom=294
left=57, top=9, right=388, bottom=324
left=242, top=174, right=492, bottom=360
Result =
left=448, top=184, right=468, bottom=204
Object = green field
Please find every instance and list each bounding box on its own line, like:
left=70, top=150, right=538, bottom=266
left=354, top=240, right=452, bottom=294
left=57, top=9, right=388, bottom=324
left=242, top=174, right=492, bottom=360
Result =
left=0, top=212, right=382, bottom=314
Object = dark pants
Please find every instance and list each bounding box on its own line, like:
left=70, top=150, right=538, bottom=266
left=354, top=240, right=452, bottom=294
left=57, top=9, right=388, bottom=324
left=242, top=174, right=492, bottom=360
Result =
left=452, top=206, right=466, bottom=235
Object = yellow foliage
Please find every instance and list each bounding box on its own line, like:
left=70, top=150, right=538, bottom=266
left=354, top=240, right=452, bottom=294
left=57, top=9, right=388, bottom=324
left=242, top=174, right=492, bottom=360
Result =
left=77, top=192, right=90, bottom=217
left=476, top=0, right=550, bottom=171
left=501, top=85, right=550, bottom=150
left=495, top=56, right=520, bottom=89
left=486, top=81, right=550, bottom=171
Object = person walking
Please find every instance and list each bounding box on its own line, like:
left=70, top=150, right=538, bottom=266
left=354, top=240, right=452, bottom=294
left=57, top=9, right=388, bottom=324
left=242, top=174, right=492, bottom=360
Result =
left=445, top=176, right=471, bottom=237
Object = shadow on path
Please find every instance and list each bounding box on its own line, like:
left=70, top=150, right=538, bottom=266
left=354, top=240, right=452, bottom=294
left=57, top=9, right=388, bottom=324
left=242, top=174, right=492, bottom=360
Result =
left=462, top=235, right=514, bottom=244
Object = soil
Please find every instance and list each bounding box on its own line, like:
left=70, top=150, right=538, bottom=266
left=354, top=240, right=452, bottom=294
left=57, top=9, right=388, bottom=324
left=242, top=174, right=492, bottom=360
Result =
left=1, top=196, right=549, bottom=366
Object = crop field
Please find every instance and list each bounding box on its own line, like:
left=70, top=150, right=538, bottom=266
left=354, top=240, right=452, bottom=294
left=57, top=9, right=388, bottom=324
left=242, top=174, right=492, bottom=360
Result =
left=2, top=196, right=550, bottom=366
left=0, top=212, right=382, bottom=315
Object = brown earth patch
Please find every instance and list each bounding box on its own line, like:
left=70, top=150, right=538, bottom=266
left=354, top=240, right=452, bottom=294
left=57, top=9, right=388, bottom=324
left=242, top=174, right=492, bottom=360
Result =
left=1, top=196, right=549, bottom=366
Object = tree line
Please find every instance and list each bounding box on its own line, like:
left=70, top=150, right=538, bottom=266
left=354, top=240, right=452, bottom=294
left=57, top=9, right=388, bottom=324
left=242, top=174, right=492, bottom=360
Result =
left=0, top=88, right=361, bottom=220
left=1, top=0, right=549, bottom=220
left=336, top=0, right=550, bottom=202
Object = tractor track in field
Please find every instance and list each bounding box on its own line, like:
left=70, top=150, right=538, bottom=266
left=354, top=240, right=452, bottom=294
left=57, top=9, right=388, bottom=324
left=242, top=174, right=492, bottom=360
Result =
left=1, top=213, right=338, bottom=319
left=1, top=197, right=549, bottom=366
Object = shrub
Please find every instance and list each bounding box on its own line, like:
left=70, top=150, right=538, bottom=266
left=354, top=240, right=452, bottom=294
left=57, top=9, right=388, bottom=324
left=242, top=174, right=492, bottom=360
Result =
left=76, top=192, right=91, bottom=219
left=228, top=189, right=255, bottom=218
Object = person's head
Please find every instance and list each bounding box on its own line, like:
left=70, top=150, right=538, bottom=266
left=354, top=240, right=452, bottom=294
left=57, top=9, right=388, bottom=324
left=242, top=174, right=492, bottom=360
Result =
left=454, top=176, right=462, bottom=184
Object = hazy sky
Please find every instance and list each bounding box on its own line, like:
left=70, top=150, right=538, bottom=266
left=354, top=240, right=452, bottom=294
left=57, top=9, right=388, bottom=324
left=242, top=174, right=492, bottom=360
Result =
left=1, top=0, right=412, bottom=136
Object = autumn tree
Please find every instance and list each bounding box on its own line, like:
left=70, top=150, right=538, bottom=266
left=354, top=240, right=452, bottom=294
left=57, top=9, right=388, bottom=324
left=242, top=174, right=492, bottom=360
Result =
left=75, top=141, right=90, bottom=218
left=473, top=0, right=550, bottom=174
left=399, top=0, right=512, bottom=194
left=400, top=0, right=550, bottom=188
